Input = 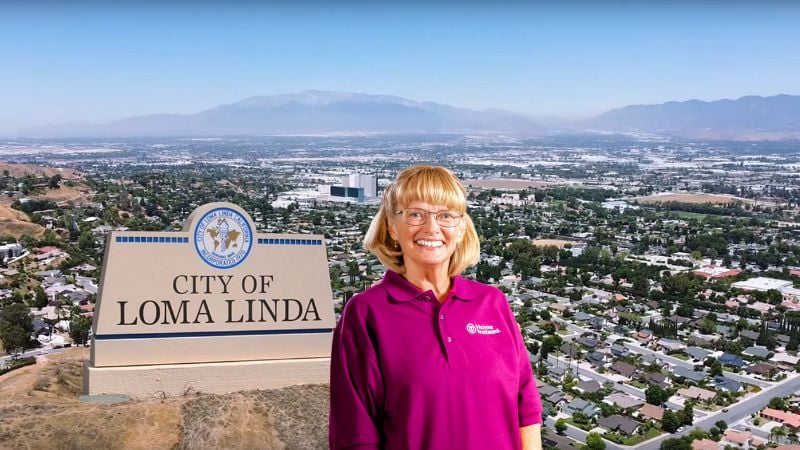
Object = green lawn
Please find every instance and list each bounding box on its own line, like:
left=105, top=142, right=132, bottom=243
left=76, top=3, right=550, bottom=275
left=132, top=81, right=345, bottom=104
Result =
left=622, top=428, right=662, bottom=445
left=672, top=353, right=690, bottom=361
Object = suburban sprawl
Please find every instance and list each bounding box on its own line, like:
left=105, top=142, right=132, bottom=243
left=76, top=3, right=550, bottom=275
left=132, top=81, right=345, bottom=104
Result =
left=4, top=134, right=800, bottom=450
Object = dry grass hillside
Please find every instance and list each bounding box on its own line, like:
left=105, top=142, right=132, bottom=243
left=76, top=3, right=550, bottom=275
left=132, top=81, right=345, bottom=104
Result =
left=0, top=163, right=82, bottom=180
left=0, top=349, right=329, bottom=450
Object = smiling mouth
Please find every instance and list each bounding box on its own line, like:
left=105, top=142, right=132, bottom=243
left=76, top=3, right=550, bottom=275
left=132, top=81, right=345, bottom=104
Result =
left=415, top=239, right=444, bottom=248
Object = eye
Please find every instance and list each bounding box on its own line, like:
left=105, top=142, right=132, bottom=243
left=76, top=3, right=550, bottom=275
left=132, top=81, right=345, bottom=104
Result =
left=407, top=210, right=424, bottom=219
left=441, top=212, right=457, bottom=220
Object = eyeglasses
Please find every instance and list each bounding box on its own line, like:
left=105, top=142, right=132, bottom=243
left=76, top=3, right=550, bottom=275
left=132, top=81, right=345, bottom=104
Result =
left=394, top=208, right=463, bottom=228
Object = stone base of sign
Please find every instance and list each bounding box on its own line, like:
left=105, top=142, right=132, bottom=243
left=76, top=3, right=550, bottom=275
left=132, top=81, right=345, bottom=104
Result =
left=83, top=357, right=331, bottom=398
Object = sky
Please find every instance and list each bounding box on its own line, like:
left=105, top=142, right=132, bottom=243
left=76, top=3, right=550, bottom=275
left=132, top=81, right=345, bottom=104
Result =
left=1, top=1, right=799, bottom=132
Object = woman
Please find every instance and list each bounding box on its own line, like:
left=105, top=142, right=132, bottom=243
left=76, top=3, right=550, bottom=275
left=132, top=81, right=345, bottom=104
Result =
left=330, top=165, right=543, bottom=450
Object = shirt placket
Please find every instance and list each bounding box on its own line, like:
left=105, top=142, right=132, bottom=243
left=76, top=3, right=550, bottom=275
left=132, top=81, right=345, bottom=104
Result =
left=432, top=295, right=454, bottom=362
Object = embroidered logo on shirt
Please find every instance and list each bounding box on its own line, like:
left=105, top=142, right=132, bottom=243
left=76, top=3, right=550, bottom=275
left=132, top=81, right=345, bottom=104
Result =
left=466, top=323, right=501, bottom=335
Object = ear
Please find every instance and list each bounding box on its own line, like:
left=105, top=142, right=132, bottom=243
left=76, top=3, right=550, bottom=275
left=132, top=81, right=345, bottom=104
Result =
left=388, top=217, right=399, bottom=241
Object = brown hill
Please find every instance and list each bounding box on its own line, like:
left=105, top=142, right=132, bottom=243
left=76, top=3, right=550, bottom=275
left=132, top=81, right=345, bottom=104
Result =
left=0, top=349, right=329, bottom=450
left=0, top=163, right=82, bottom=180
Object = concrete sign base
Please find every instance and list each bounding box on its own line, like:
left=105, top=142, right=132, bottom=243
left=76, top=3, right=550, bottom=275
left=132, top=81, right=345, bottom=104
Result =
left=84, top=357, right=331, bottom=397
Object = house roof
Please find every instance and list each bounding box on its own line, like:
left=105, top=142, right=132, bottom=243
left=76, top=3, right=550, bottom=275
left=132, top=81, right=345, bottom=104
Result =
left=677, top=386, right=716, bottom=401
left=674, top=366, right=707, bottom=382
left=692, top=439, right=719, bottom=450
left=684, top=346, right=711, bottom=360
left=606, top=393, right=645, bottom=409
left=746, top=362, right=778, bottom=377
left=719, top=353, right=745, bottom=368
left=743, top=345, right=770, bottom=359
left=598, top=414, right=641, bottom=436
left=611, top=361, right=638, bottom=377
left=638, top=403, right=664, bottom=421
left=762, top=408, right=800, bottom=428
left=577, top=380, right=602, bottom=394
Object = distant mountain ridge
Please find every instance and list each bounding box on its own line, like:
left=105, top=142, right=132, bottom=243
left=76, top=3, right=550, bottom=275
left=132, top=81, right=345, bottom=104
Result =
left=28, top=90, right=542, bottom=137
left=583, top=94, right=800, bottom=139
left=17, top=91, right=800, bottom=140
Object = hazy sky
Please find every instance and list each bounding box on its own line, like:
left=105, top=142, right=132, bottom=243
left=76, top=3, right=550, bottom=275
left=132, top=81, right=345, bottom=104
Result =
left=2, top=1, right=799, bottom=131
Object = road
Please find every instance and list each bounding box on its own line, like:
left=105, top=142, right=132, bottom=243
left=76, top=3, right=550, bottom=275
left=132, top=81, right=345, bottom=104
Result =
left=0, top=347, right=67, bottom=367
left=547, top=354, right=701, bottom=416
left=621, top=340, right=772, bottom=388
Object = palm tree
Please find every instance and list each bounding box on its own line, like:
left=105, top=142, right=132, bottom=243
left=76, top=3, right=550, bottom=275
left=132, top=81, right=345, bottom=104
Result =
left=772, top=426, right=788, bottom=444
left=788, top=432, right=798, bottom=444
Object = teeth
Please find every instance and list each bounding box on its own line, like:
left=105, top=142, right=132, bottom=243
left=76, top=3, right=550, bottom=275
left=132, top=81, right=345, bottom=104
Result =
left=415, top=240, right=443, bottom=247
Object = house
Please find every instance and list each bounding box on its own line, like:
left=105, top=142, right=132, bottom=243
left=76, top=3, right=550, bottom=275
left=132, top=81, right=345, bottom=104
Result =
left=743, top=345, right=771, bottom=360
left=746, top=363, right=778, bottom=379
left=657, top=338, right=686, bottom=352
left=641, top=371, right=670, bottom=389
left=634, top=330, right=655, bottom=344
left=637, top=403, right=665, bottom=422
left=585, top=352, right=606, bottom=367
left=713, top=375, right=743, bottom=393
left=560, top=343, right=580, bottom=358
left=677, top=386, right=717, bottom=402
left=588, top=317, right=605, bottom=330
left=538, top=383, right=570, bottom=406
left=576, top=380, right=602, bottom=395
left=542, top=434, right=581, bottom=450
left=610, top=343, right=630, bottom=358
left=673, top=366, right=708, bottom=384
left=692, top=439, right=719, bottom=450
left=576, top=336, right=601, bottom=350
left=740, top=330, right=760, bottom=341
left=684, top=346, right=711, bottom=362
left=564, top=399, right=600, bottom=418
left=598, top=415, right=642, bottom=436
left=761, top=408, right=800, bottom=428
left=722, top=429, right=764, bottom=449
left=604, top=393, right=644, bottom=410
left=574, top=311, right=593, bottom=322
left=610, top=361, right=638, bottom=378
left=548, top=364, right=568, bottom=380
left=719, top=353, right=745, bottom=369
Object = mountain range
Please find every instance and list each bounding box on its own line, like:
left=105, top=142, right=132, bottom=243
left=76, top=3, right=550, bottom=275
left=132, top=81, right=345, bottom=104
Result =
left=18, top=91, right=800, bottom=140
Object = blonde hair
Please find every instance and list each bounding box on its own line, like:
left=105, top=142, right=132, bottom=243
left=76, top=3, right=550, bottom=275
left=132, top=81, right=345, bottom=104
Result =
left=364, top=165, right=480, bottom=277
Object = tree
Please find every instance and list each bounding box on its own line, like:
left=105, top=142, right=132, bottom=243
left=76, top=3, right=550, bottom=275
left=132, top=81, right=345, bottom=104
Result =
left=33, top=286, right=49, bottom=309
left=646, top=384, right=669, bottom=406
left=714, top=420, right=727, bottom=431
left=69, top=315, right=92, bottom=345
left=0, top=303, right=34, bottom=354
left=555, top=418, right=567, bottom=435
left=659, top=437, right=691, bottom=450
left=772, top=426, right=788, bottom=444
left=662, top=410, right=680, bottom=433
left=769, top=397, right=787, bottom=410
left=679, top=402, right=694, bottom=426
left=584, top=432, right=606, bottom=450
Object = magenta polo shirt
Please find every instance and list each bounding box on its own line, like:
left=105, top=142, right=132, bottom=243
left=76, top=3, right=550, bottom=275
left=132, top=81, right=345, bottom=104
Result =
left=329, top=270, right=543, bottom=450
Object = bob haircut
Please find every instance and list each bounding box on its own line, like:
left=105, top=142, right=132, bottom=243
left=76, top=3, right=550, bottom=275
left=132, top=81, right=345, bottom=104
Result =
left=364, top=165, right=480, bottom=277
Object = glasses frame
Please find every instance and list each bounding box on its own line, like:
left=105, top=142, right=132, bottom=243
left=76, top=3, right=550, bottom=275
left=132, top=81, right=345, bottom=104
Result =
left=394, top=208, right=464, bottom=228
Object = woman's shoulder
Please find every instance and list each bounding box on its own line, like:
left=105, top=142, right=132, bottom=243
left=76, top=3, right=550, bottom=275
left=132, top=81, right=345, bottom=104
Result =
left=453, top=275, right=505, bottom=301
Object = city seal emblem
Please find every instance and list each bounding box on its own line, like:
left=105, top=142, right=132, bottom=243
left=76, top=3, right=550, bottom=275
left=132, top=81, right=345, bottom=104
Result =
left=194, top=207, right=253, bottom=269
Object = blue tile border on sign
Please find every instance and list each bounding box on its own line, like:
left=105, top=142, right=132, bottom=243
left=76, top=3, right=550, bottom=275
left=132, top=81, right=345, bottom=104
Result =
left=116, top=236, right=189, bottom=243
left=257, top=238, right=322, bottom=245
left=94, top=328, right=334, bottom=340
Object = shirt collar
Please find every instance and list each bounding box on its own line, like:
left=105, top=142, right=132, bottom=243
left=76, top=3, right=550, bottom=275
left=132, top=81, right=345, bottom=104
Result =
left=380, top=270, right=473, bottom=302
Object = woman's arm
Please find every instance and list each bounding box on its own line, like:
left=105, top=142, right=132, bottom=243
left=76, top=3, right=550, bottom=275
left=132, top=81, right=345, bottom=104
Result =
left=521, top=424, right=542, bottom=450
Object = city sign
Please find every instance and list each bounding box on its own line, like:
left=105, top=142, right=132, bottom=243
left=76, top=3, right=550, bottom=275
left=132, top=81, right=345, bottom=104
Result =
left=84, top=202, right=335, bottom=397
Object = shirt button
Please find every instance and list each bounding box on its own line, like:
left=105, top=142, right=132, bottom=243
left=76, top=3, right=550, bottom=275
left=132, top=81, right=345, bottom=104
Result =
left=447, top=337, right=453, bottom=343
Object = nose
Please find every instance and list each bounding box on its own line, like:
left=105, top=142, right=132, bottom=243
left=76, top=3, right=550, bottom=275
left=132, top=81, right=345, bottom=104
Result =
left=422, top=213, right=442, bottom=231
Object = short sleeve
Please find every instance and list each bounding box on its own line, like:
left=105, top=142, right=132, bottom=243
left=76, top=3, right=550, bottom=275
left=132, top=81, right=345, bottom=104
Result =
left=329, top=299, right=385, bottom=449
left=499, top=291, right=543, bottom=426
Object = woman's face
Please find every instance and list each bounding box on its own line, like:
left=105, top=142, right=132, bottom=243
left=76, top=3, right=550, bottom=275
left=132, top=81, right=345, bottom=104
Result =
left=389, top=200, right=464, bottom=274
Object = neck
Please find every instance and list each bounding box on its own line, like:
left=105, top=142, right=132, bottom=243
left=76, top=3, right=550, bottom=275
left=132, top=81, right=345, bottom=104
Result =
left=403, top=264, right=452, bottom=302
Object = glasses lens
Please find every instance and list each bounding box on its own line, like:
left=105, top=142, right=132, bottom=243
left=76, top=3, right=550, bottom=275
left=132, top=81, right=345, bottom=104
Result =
left=437, top=211, right=461, bottom=227
left=404, top=209, right=426, bottom=225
